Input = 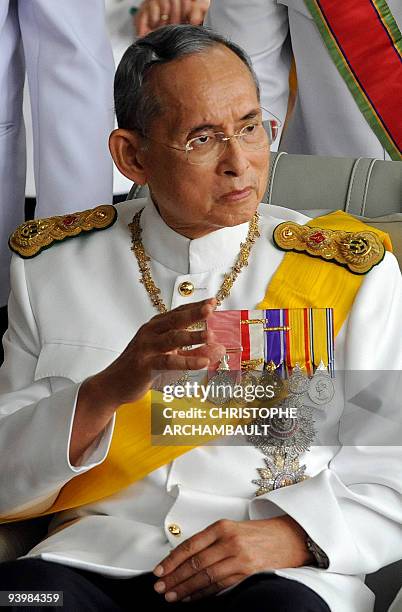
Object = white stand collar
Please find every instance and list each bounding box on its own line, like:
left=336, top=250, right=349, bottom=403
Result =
left=140, top=197, right=250, bottom=275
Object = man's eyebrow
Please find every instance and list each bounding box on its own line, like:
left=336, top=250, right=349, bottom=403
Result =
left=182, top=108, right=262, bottom=135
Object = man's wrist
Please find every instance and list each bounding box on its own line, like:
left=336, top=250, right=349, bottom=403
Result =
left=79, top=372, right=120, bottom=416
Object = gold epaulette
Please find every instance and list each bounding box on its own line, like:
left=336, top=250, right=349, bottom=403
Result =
left=273, top=221, right=385, bottom=274
left=9, top=205, right=117, bottom=259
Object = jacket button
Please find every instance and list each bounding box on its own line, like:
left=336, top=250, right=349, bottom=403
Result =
left=178, top=281, right=194, bottom=297
left=167, top=523, right=182, bottom=536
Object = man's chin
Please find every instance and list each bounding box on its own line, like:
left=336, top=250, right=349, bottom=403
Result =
left=214, top=199, right=259, bottom=227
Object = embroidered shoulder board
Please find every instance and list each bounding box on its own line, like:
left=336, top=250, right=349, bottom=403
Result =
left=273, top=221, right=385, bottom=274
left=9, top=205, right=117, bottom=259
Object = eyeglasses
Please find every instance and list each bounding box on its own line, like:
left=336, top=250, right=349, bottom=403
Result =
left=143, top=111, right=281, bottom=165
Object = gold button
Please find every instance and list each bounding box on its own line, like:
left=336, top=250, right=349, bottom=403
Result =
left=167, top=523, right=182, bottom=536
left=178, top=281, right=194, bottom=297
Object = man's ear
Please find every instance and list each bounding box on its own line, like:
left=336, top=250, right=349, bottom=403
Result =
left=109, top=129, right=148, bottom=185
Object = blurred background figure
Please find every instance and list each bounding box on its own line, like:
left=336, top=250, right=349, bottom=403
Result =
left=205, top=0, right=402, bottom=160
left=0, top=0, right=114, bottom=358
left=134, top=0, right=210, bottom=37
left=0, top=3, right=114, bottom=294
left=24, top=0, right=211, bottom=207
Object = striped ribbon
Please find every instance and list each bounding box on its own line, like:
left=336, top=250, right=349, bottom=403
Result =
left=208, top=308, right=334, bottom=377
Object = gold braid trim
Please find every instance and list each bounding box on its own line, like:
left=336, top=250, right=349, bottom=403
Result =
left=273, top=221, right=385, bottom=274
left=9, top=205, right=117, bottom=258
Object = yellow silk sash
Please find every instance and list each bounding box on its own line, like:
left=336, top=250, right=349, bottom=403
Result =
left=1, top=211, right=391, bottom=523
left=258, top=211, right=392, bottom=335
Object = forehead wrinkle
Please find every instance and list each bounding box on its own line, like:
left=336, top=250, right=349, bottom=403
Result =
left=149, top=46, right=258, bottom=136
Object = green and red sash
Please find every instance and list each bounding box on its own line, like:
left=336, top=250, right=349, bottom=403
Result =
left=305, top=0, right=402, bottom=160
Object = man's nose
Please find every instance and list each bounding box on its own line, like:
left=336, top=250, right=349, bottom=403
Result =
left=217, top=136, right=250, bottom=176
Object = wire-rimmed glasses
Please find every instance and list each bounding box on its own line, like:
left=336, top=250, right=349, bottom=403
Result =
left=144, top=109, right=281, bottom=165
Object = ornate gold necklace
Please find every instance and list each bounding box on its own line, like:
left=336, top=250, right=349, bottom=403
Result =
left=129, top=208, right=260, bottom=312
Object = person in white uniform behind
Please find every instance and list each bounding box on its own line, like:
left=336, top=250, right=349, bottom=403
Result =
left=0, top=0, right=115, bottom=314
left=0, top=24, right=401, bottom=612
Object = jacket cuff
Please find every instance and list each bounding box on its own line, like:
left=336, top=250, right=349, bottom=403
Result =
left=68, top=383, right=115, bottom=471
left=249, top=469, right=359, bottom=573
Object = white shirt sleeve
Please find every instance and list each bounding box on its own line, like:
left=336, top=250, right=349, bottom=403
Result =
left=0, top=255, right=115, bottom=518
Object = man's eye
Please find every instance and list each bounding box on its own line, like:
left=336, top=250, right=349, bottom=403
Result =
left=243, top=124, right=257, bottom=134
left=191, top=134, right=211, bottom=147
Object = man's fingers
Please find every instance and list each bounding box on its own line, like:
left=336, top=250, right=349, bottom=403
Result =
left=186, top=574, right=245, bottom=602
left=169, top=296, right=217, bottom=315
left=159, top=0, right=171, bottom=17
left=135, top=0, right=173, bottom=36
left=182, top=582, right=221, bottom=602
left=154, top=542, right=228, bottom=593
left=152, top=353, right=209, bottom=371
left=146, top=328, right=213, bottom=355
left=152, top=298, right=217, bottom=333
left=155, top=0, right=170, bottom=25
left=150, top=341, right=225, bottom=374
left=154, top=522, right=220, bottom=576
left=148, top=0, right=162, bottom=28
left=135, top=10, right=151, bottom=37
left=181, top=0, right=192, bottom=19
left=169, top=0, right=183, bottom=23
left=156, top=560, right=242, bottom=602
left=176, top=342, right=225, bottom=363
left=187, top=6, right=204, bottom=24
left=185, top=0, right=210, bottom=23
left=135, top=0, right=209, bottom=36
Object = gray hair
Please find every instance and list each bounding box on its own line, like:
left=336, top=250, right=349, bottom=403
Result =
left=114, top=24, right=260, bottom=135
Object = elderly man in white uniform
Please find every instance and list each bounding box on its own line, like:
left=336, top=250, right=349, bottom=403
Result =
left=0, top=25, right=401, bottom=612
left=205, top=0, right=402, bottom=160
left=0, top=0, right=114, bottom=311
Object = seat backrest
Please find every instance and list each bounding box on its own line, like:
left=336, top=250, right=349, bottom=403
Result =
left=264, top=152, right=401, bottom=216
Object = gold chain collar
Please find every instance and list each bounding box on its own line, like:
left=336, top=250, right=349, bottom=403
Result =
left=129, top=208, right=260, bottom=311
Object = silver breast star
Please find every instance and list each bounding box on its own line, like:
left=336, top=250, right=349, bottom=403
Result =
left=252, top=454, right=307, bottom=496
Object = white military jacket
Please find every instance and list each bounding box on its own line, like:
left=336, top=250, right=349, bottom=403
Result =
left=205, top=0, right=402, bottom=159
left=0, top=199, right=401, bottom=612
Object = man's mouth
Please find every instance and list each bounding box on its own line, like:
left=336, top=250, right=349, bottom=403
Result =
left=220, top=187, right=253, bottom=202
